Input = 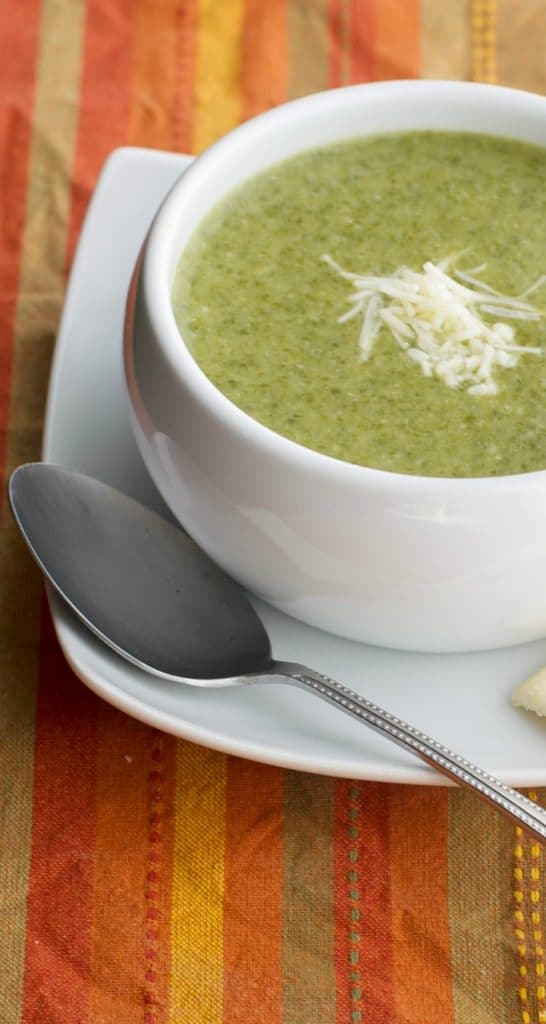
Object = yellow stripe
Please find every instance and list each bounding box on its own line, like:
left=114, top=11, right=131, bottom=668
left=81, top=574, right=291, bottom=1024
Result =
left=513, top=792, right=546, bottom=1024
left=471, top=0, right=497, bottom=83
left=0, top=2, right=85, bottom=1019
left=192, top=0, right=246, bottom=153
left=169, top=742, right=226, bottom=1022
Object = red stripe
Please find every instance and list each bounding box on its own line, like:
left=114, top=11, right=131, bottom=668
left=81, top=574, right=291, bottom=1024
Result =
left=334, top=780, right=354, bottom=1024
left=66, top=0, right=136, bottom=266
left=86, top=709, right=177, bottom=1024
left=350, top=0, right=374, bottom=82
left=334, top=780, right=395, bottom=1024
left=22, top=602, right=98, bottom=1024
left=0, top=0, right=41, bottom=484
left=223, top=758, right=283, bottom=1024
left=174, top=0, right=198, bottom=153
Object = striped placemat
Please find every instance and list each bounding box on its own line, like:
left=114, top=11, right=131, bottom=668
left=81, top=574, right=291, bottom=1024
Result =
left=1, top=2, right=546, bottom=1022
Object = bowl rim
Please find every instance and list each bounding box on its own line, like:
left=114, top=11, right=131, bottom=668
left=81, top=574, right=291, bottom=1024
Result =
left=140, top=79, right=546, bottom=494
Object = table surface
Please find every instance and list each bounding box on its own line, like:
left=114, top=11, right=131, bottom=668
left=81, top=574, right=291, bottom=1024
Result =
left=1, top=3, right=546, bottom=1023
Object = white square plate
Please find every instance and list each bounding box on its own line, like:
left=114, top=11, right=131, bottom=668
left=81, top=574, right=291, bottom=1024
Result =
left=43, top=146, right=546, bottom=784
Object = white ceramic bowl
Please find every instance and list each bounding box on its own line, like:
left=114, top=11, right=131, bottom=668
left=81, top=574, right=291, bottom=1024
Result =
left=124, top=80, right=546, bottom=653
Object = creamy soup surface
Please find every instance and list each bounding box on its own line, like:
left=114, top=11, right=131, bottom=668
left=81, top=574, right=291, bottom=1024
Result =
left=172, top=131, right=546, bottom=477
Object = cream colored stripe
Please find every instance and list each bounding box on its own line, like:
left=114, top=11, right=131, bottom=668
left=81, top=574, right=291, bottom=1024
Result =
left=0, top=2, right=86, bottom=1019
left=282, top=772, right=336, bottom=1022
left=470, top=0, right=497, bottom=83
left=497, top=0, right=546, bottom=93
left=287, top=0, right=330, bottom=99
left=421, top=0, right=471, bottom=81
left=6, top=0, right=86, bottom=479
left=448, top=790, right=515, bottom=1024
left=170, top=742, right=226, bottom=1023
left=193, top=0, right=246, bottom=153
left=339, top=0, right=351, bottom=87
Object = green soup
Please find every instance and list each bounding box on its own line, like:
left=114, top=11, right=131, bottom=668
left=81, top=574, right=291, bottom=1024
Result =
left=172, top=131, right=546, bottom=477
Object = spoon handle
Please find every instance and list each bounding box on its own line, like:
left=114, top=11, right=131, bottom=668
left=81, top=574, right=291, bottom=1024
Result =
left=274, top=661, right=546, bottom=841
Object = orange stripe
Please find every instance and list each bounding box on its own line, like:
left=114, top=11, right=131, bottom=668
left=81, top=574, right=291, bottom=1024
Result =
left=22, top=604, right=98, bottom=1023
left=0, top=0, right=41, bottom=485
left=241, top=0, right=288, bottom=121
left=67, top=0, right=135, bottom=265
left=371, top=0, right=420, bottom=80
left=88, top=713, right=176, bottom=1024
left=128, top=0, right=181, bottom=150
left=223, top=758, right=283, bottom=1024
left=350, top=0, right=374, bottom=82
left=389, top=786, right=455, bottom=1024
left=145, top=733, right=177, bottom=1024
left=334, top=781, right=395, bottom=1023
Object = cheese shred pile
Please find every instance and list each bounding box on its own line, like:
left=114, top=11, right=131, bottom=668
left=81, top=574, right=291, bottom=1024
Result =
left=323, top=254, right=545, bottom=395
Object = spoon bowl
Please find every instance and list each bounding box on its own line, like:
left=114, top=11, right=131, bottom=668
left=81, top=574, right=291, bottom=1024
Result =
left=9, top=462, right=272, bottom=681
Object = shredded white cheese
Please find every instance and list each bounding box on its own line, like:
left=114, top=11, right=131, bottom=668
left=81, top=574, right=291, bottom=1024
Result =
left=322, top=255, right=545, bottom=394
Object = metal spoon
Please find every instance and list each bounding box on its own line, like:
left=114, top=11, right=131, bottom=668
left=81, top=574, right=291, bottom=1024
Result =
left=8, top=462, right=546, bottom=841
